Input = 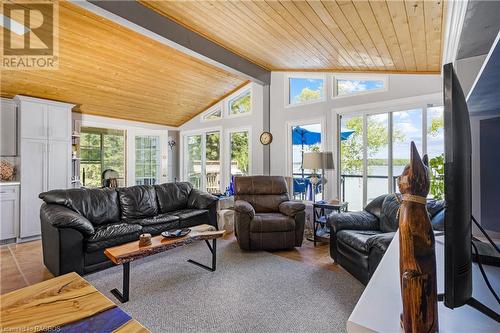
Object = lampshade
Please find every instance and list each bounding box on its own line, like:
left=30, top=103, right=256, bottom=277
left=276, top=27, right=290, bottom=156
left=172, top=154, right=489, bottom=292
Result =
left=322, top=152, right=335, bottom=170
left=303, top=152, right=323, bottom=170
left=303, top=151, right=335, bottom=170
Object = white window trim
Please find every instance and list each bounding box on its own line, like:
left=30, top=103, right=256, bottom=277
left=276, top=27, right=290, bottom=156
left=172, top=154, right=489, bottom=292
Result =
left=227, top=87, right=252, bottom=118
left=332, top=74, right=388, bottom=99
left=333, top=93, right=443, bottom=208
left=285, top=117, right=326, bottom=178
left=179, top=126, right=222, bottom=192
left=285, top=73, right=327, bottom=109
left=224, top=126, right=252, bottom=191
left=201, top=103, right=223, bottom=122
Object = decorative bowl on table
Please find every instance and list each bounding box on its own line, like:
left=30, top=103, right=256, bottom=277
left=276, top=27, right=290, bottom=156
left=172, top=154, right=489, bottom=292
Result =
left=161, top=228, right=191, bottom=238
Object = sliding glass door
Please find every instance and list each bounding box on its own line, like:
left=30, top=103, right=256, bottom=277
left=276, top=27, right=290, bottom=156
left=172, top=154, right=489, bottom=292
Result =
left=184, top=131, right=221, bottom=193
left=339, top=105, right=444, bottom=209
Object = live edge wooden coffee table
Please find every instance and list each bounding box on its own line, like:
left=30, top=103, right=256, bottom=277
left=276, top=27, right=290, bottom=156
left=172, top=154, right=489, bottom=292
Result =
left=104, top=224, right=225, bottom=303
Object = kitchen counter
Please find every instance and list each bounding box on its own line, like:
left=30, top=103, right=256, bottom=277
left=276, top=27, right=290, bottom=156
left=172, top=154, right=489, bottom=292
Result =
left=0, top=181, right=20, bottom=186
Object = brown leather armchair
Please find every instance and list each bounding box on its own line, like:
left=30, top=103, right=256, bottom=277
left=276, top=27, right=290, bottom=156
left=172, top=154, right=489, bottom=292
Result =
left=233, top=176, right=306, bottom=250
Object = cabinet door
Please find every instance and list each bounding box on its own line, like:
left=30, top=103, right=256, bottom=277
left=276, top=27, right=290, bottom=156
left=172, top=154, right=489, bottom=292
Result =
left=47, top=105, right=70, bottom=141
left=0, top=186, right=19, bottom=240
left=0, top=101, right=17, bottom=156
left=20, top=139, right=47, bottom=238
left=19, top=101, right=47, bottom=140
left=48, top=140, right=70, bottom=190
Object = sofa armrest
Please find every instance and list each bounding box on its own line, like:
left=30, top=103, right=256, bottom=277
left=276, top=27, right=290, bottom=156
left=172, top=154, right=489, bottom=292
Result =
left=187, top=189, right=219, bottom=209
left=327, top=211, right=379, bottom=233
left=40, top=203, right=95, bottom=236
left=234, top=200, right=255, bottom=219
left=279, top=200, right=305, bottom=217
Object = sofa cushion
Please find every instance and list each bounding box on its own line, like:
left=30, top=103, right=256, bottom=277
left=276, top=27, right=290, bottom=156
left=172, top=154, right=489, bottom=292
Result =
left=39, top=188, right=120, bottom=225
left=118, top=185, right=158, bottom=220
left=169, top=208, right=209, bottom=229
left=337, top=230, right=382, bottom=254
left=431, top=209, right=445, bottom=231
left=379, top=194, right=400, bottom=232
left=427, top=199, right=445, bottom=217
left=250, top=213, right=295, bottom=233
left=364, top=194, right=387, bottom=219
left=154, top=182, right=193, bottom=213
left=128, top=213, right=180, bottom=226
left=366, top=232, right=395, bottom=253
left=85, top=223, right=142, bottom=252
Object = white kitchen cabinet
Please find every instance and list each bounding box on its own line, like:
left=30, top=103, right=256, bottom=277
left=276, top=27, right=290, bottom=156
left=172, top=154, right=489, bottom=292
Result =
left=0, top=184, right=19, bottom=241
left=1, top=98, right=17, bottom=156
left=19, top=139, right=47, bottom=238
left=15, top=96, right=74, bottom=240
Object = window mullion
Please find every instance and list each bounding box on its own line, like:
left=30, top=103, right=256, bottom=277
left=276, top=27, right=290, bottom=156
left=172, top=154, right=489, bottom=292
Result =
left=422, top=105, right=428, bottom=156
left=362, top=114, right=368, bottom=207
left=388, top=112, right=394, bottom=193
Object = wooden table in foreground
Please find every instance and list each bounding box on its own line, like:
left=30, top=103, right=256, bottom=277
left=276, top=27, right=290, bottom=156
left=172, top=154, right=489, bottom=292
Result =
left=104, top=224, right=225, bottom=303
left=0, top=272, right=149, bottom=333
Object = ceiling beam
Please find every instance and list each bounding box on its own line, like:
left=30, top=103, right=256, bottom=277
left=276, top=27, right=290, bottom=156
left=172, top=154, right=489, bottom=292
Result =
left=70, top=0, right=271, bottom=85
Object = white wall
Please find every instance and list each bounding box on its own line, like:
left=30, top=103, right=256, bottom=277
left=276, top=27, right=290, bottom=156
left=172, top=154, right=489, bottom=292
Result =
left=179, top=82, right=264, bottom=190
left=75, top=113, right=175, bottom=186
left=269, top=72, right=443, bottom=200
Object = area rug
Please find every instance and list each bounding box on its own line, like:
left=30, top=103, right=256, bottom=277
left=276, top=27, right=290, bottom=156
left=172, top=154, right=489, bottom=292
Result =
left=86, top=240, right=364, bottom=333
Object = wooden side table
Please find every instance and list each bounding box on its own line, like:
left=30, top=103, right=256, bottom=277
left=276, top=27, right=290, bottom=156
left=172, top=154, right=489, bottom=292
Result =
left=312, top=201, right=348, bottom=246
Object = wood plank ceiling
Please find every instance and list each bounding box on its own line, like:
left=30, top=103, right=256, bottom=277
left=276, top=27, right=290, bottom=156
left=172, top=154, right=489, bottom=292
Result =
left=0, top=1, right=248, bottom=126
left=141, top=0, right=446, bottom=73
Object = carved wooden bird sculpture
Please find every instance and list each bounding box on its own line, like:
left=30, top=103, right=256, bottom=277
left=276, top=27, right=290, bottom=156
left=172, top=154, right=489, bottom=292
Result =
left=398, top=142, right=438, bottom=333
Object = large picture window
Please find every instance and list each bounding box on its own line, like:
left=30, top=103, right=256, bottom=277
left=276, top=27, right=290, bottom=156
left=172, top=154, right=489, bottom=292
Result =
left=339, top=105, right=444, bottom=210
left=135, top=136, right=160, bottom=185
left=288, top=77, right=325, bottom=106
left=80, top=127, right=126, bottom=188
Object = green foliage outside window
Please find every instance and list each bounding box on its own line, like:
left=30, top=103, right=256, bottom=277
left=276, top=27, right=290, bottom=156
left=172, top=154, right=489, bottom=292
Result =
left=296, top=87, right=322, bottom=103
left=229, top=91, right=251, bottom=115
left=231, top=131, right=249, bottom=175
left=341, top=116, right=404, bottom=175
left=428, top=117, right=445, bottom=200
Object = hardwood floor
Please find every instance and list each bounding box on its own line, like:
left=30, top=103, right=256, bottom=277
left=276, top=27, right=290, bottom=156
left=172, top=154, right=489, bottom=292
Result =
left=0, top=235, right=338, bottom=295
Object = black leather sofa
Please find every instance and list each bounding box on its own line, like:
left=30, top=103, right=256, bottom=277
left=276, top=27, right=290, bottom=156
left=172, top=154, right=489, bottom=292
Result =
left=327, top=194, right=445, bottom=285
left=39, top=182, right=218, bottom=276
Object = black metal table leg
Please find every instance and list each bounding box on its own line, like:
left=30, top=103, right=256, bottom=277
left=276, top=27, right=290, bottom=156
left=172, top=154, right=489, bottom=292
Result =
left=187, top=239, right=217, bottom=272
left=110, top=262, right=130, bottom=303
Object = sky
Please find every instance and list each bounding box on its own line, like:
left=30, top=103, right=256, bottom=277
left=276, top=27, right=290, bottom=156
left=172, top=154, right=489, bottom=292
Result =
left=289, top=78, right=323, bottom=103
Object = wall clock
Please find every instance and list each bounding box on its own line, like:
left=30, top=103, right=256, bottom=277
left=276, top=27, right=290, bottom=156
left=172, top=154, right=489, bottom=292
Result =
left=260, top=131, right=273, bottom=145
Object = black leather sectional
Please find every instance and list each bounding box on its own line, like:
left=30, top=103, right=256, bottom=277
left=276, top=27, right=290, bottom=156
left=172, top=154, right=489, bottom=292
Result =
left=39, top=182, right=218, bottom=276
left=327, top=194, right=445, bottom=285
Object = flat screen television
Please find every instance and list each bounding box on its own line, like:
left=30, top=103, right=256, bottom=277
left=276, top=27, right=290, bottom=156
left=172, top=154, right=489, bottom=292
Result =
left=443, top=63, right=499, bottom=321
left=443, top=62, right=472, bottom=308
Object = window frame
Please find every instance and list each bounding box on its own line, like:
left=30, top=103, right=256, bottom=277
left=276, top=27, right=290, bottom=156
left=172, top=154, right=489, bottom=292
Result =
left=332, top=75, right=388, bottom=99
left=285, top=73, right=327, bottom=109
left=201, top=103, right=223, bottom=122
left=180, top=127, right=223, bottom=193
left=335, top=96, right=443, bottom=208
left=225, top=126, right=252, bottom=190
left=227, top=87, right=252, bottom=118
left=134, top=135, right=161, bottom=186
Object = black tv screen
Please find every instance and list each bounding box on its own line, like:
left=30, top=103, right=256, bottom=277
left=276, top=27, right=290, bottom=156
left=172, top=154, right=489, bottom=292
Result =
left=443, top=62, right=473, bottom=308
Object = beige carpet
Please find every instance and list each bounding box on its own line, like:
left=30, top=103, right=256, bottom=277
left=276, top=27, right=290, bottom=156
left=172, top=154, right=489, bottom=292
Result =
left=86, top=239, right=364, bottom=333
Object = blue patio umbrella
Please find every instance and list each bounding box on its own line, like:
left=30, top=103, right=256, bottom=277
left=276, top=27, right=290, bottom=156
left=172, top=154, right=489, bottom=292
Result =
left=340, top=130, right=355, bottom=141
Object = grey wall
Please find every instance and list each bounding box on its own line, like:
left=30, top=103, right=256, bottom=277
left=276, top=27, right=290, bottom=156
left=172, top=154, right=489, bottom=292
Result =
left=167, top=130, right=180, bottom=182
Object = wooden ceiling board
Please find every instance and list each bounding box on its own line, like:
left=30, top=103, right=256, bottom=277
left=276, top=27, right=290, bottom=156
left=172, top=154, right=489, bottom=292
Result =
left=141, top=0, right=446, bottom=73
left=1, top=1, right=247, bottom=126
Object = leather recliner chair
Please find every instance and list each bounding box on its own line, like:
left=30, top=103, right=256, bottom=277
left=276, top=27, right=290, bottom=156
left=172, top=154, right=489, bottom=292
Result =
left=233, top=176, right=306, bottom=250
left=327, top=194, right=445, bottom=285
